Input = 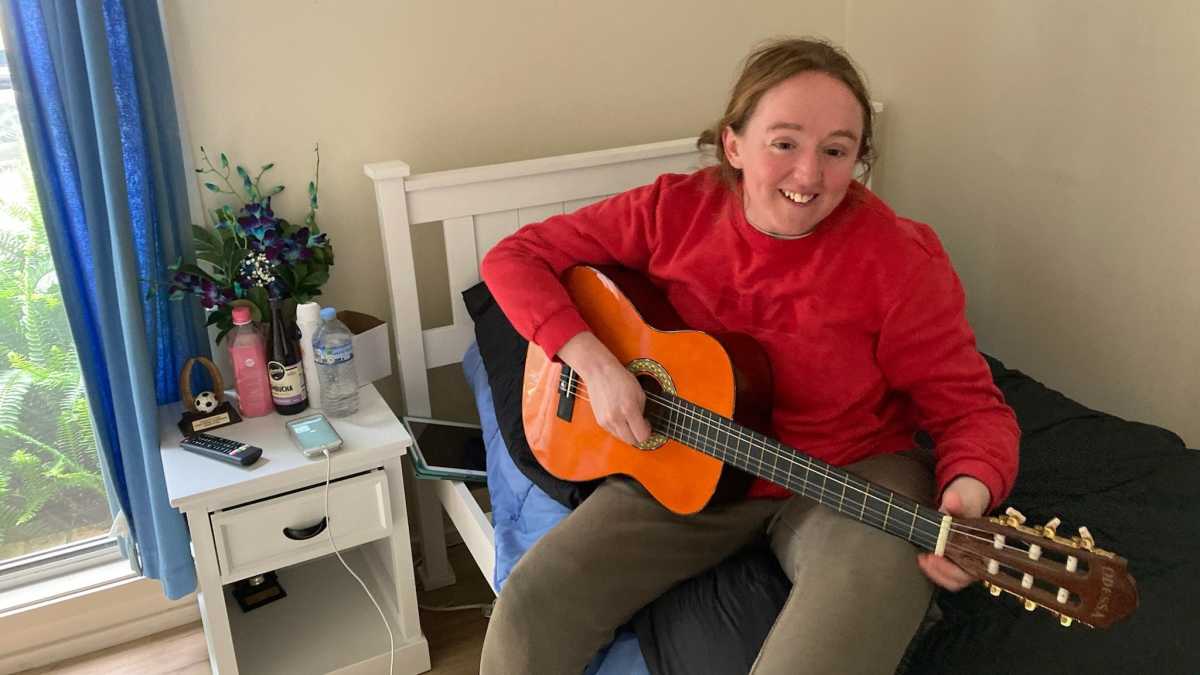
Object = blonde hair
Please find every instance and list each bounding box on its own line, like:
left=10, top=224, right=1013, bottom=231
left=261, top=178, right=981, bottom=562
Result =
left=699, top=38, right=876, bottom=187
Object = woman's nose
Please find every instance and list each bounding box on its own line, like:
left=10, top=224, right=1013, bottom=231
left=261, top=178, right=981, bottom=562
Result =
left=792, top=150, right=822, bottom=185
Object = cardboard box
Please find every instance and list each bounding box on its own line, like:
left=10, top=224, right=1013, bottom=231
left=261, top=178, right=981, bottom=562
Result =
left=337, top=310, right=392, bottom=385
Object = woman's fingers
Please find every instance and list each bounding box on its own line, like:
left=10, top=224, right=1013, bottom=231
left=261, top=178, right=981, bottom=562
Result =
left=917, top=553, right=974, bottom=591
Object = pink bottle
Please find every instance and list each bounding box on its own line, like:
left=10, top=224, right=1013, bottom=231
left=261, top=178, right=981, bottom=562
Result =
left=228, top=306, right=274, bottom=417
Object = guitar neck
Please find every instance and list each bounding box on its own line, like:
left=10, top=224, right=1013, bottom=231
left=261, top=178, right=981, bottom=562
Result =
left=644, top=394, right=946, bottom=553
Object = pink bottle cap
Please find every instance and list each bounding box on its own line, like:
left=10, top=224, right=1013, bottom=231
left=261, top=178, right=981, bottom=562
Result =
left=232, top=306, right=252, bottom=325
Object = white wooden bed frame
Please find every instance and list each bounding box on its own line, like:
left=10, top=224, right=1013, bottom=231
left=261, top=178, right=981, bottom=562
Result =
left=364, top=138, right=707, bottom=592
left=363, top=107, right=880, bottom=593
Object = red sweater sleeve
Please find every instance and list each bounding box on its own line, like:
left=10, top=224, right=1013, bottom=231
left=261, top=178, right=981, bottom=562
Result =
left=479, top=176, right=667, bottom=358
left=876, top=256, right=1020, bottom=511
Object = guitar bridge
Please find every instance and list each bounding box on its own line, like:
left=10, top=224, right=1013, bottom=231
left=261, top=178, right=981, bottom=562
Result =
left=556, top=367, right=577, bottom=421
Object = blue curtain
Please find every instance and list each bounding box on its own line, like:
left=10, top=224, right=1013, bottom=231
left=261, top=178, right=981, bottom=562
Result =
left=1, top=0, right=209, bottom=599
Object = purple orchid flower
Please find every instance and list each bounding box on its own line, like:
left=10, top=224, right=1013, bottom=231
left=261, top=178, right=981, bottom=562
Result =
left=237, top=198, right=279, bottom=240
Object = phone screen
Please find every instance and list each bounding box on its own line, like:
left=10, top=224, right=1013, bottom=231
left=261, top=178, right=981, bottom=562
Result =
left=287, top=414, right=343, bottom=453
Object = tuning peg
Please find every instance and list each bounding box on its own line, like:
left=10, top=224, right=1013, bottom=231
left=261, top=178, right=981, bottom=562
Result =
left=1024, top=598, right=1037, bottom=611
left=1041, top=516, right=1061, bottom=538
left=1004, top=507, right=1026, bottom=526
left=983, top=580, right=1002, bottom=597
left=1060, top=615, right=1073, bottom=627
left=1077, top=526, right=1095, bottom=551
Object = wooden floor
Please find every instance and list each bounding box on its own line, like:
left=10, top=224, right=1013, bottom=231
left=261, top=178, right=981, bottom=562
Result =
left=18, top=544, right=494, bottom=675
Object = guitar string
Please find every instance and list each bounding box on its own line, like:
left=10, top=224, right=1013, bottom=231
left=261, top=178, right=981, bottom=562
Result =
left=566, top=380, right=1028, bottom=550
left=566, top=380, right=969, bottom=543
left=564, top=379, right=947, bottom=534
left=561, top=387, right=1043, bottom=572
left=563, top=380, right=1033, bottom=552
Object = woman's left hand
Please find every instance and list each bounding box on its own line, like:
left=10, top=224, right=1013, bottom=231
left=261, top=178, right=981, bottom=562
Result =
left=916, top=475, right=991, bottom=591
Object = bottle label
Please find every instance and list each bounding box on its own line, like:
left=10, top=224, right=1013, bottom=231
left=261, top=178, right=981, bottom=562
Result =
left=315, top=342, right=354, bottom=366
left=268, top=361, right=308, bottom=404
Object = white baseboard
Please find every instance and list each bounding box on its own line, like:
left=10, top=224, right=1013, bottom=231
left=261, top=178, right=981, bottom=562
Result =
left=0, top=577, right=201, bottom=674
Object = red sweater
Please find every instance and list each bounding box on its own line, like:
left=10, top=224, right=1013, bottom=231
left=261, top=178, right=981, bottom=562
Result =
left=481, top=169, right=1019, bottom=510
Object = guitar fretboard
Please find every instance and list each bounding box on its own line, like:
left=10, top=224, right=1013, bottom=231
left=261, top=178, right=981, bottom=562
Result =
left=642, top=392, right=945, bottom=552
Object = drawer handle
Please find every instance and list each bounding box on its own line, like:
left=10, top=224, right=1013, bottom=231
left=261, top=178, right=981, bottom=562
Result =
left=282, top=517, right=328, bottom=541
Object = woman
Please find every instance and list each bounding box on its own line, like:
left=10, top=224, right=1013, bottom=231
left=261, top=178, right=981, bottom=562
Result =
left=479, top=37, right=1019, bottom=674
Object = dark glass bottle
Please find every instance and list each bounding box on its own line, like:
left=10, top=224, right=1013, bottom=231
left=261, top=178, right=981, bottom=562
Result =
left=267, top=299, right=309, bottom=415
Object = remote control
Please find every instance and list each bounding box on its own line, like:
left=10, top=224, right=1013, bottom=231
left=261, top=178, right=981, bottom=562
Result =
left=180, top=433, right=262, bottom=466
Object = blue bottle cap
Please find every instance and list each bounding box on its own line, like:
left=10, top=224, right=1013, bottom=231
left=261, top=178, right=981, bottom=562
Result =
left=320, top=307, right=337, bottom=321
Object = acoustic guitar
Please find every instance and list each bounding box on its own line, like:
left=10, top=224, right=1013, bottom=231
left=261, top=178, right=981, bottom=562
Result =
left=522, top=265, right=1137, bottom=629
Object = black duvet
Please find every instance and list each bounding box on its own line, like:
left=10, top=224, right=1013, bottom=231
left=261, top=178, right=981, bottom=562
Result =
left=465, top=281, right=1198, bottom=675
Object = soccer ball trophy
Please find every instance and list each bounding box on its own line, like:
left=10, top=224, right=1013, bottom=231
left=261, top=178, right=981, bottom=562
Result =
left=178, top=357, right=243, bottom=434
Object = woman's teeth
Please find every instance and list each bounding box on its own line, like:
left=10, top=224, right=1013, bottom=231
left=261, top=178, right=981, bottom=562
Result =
left=781, top=189, right=817, bottom=204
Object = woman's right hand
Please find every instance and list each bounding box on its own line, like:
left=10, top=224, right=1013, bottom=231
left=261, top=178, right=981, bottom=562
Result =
left=557, top=332, right=652, bottom=446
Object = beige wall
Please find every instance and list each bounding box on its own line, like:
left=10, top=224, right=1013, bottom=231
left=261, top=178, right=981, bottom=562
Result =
left=161, top=0, right=846, bottom=418
left=164, top=1, right=1197, bottom=446
left=847, top=1, right=1199, bottom=445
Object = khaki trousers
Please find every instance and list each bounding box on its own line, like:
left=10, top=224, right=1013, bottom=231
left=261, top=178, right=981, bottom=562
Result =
left=480, top=452, right=935, bottom=675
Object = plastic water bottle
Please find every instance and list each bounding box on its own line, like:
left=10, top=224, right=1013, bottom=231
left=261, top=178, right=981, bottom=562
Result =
left=313, top=307, right=359, bottom=417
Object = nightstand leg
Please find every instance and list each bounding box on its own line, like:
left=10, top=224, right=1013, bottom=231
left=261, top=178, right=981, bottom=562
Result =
left=186, top=509, right=238, bottom=674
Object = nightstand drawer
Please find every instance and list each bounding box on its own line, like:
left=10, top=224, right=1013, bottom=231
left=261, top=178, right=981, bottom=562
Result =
left=210, top=470, right=392, bottom=583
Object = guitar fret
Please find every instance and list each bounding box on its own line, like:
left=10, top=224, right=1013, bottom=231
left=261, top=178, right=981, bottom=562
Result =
left=859, top=479, right=868, bottom=522
left=883, top=492, right=894, bottom=533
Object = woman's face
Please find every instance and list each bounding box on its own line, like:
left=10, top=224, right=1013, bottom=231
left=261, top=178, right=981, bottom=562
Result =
left=722, top=71, right=864, bottom=237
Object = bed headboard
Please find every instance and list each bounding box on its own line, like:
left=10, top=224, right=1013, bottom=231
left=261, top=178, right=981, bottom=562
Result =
left=363, top=138, right=706, bottom=417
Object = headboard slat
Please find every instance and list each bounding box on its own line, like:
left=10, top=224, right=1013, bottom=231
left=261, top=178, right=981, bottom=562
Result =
left=443, top=215, right=481, bottom=330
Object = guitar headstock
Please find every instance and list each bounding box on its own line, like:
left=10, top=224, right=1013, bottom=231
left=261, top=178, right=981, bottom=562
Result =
left=943, top=508, right=1138, bottom=628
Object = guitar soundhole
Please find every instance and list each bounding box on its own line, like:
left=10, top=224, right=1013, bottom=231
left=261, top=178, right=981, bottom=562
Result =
left=625, top=359, right=673, bottom=451
left=637, top=374, right=664, bottom=396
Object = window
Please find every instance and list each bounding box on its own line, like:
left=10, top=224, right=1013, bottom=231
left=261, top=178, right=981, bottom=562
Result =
left=0, top=27, right=120, bottom=598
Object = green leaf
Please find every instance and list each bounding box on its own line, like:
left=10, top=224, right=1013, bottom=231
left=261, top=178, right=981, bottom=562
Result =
left=174, top=262, right=210, bottom=278
left=204, top=182, right=221, bottom=193
left=261, top=163, right=275, bottom=171
left=269, top=185, right=284, bottom=195
left=246, top=287, right=269, bottom=325
left=220, top=153, right=229, bottom=168
left=303, top=267, right=329, bottom=290
left=281, top=265, right=300, bottom=289
left=292, top=262, right=310, bottom=288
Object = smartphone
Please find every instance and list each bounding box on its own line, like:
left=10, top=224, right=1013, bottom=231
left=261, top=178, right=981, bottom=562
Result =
left=286, top=413, right=344, bottom=458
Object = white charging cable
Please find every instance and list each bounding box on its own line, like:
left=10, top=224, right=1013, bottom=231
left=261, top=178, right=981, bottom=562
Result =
left=323, top=448, right=395, bottom=675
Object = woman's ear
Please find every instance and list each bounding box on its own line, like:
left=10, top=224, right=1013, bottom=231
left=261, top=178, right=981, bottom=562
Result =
left=722, top=126, right=744, bottom=170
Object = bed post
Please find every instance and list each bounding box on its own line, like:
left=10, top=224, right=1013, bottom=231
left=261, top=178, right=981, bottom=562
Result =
left=364, top=160, right=456, bottom=590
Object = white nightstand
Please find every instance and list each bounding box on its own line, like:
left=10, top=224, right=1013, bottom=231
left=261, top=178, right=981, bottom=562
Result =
left=161, top=385, right=431, bottom=675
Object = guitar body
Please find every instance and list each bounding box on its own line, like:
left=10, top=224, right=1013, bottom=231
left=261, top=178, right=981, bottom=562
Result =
left=522, top=266, right=769, bottom=514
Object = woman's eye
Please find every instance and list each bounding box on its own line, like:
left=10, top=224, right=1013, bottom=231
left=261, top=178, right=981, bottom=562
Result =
left=771, top=141, right=794, bottom=151
left=824, top=148, right=847, bottom=158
